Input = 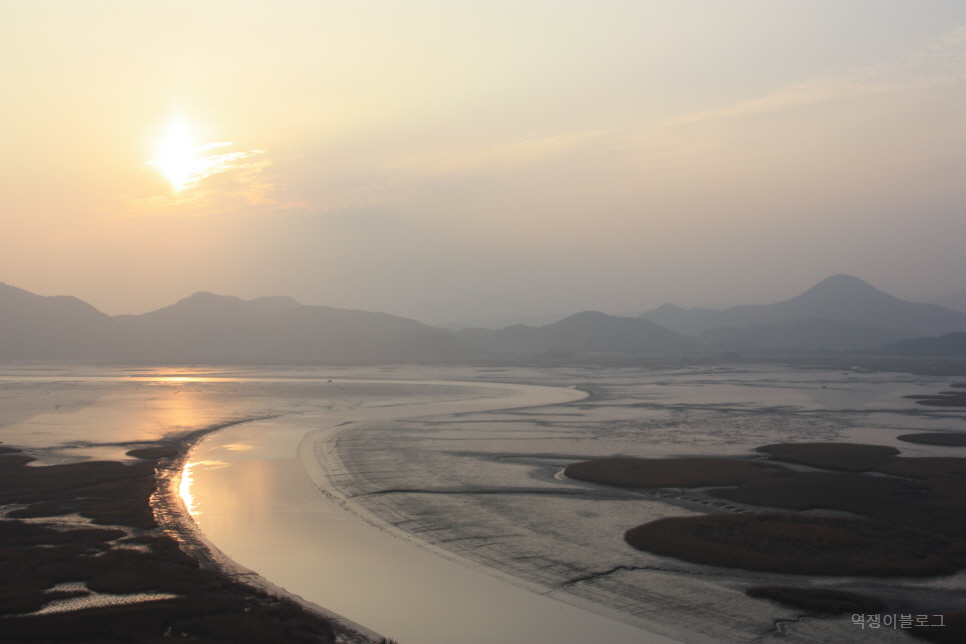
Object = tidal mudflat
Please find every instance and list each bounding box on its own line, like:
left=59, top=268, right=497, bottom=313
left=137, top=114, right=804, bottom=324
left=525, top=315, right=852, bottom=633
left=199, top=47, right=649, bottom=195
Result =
left=312, top=365, right=966, bottom=643
left=0, top=365, right=365, bottom=642
left=184, top=378, right=677, bottom=644
left=3, top=364, right=966, bottom=643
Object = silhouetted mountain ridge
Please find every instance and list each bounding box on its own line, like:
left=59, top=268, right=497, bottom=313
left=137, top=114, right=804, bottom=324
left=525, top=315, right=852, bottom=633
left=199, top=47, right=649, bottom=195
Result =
left=1, top=284, right=479, bottom=364
left=929, top=286, right=966, bottom=314
left=641, top=275, right=966, bottom=339
left=698, top=318, right=908, bottom=352
left=455, top=310, right=700, bottom=355
left=0, top=283, right=115, bottom=359
left=877, top=333, right=966, bottom=356
left=7, top=277, right=966, bottom=362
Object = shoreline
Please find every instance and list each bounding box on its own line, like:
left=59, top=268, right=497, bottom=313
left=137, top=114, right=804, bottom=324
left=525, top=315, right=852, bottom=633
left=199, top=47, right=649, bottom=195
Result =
left=149, top=379, right=593, bottom=643
left=0, top=418, right=344, bottom=642
left=0, top=372, right=590, bottom=643
left=181, top=381, right=688, bottom=644
left=298, top=416, right=688, bottom=641
left=152, top=415, right=385, bottom=644
left=10, top=364, right=957, bottom=641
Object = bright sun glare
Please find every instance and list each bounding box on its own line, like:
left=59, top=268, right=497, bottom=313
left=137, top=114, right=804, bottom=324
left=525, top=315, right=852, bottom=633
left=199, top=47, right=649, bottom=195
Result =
left=154, top=118, right=197, bottom=192
left=150, top=117, right=237, bottom=192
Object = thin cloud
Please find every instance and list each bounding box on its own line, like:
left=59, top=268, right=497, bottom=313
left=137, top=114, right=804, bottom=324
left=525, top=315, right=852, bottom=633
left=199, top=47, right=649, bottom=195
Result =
left=103, top=146, right=306, bottom=219
left=391, top=130, right=611, bottom=179
left=285, top=129, right=612, bottom=216
left=660, top=22, right=966, bottom=128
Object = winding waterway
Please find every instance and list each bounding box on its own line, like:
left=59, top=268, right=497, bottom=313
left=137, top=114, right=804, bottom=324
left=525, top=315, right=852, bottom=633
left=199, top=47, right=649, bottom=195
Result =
left=182, top=379, right=680, bottom=643
left=4, top=364, right=965, bottom=643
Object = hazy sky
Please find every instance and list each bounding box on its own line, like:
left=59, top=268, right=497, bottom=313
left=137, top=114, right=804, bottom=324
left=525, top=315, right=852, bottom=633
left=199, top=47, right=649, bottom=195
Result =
left=3, top=1, right=964, bottom=322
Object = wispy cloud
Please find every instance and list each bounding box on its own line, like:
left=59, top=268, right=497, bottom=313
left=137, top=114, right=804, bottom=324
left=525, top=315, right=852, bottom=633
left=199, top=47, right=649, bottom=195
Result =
left=660, top=77, right=905, bottom=128
left=104, top=145, right=305, bottom=219
left=660, top=22, right=965, bottom=129
left=303, top=129, right=611, bottom=215
left=391, top=130, right=610, bottom=179
left=614, top=22, right=966, bottom=182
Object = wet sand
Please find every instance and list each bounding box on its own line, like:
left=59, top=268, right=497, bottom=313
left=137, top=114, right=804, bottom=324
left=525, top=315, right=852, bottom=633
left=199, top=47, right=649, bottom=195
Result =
left=300, top=367, right=966, bottom=643
left=182, top=379, right=683, bottom=643
left=0, top=423, right=340, bottom=643
left=6, top=364, right=965, bottom=643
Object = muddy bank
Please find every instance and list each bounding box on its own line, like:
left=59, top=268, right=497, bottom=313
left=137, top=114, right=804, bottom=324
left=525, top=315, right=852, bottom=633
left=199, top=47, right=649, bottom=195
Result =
left=567, top=441, right=966, bottom=641
left=0, top=419, right=375, bottom=644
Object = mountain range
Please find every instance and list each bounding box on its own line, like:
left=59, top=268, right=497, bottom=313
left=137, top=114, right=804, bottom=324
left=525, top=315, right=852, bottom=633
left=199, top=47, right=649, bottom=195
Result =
left=876, top=333, right=966, bottom=357
left=929, top=286, right=966, bottom=314
left=3, top=275, right=966, bottom=363
left=454, top=310, right=700, bottom=356
left=695, top=318, right=909, bottom=352
left=0, top=284, right=478, bottom=364
left=640, top=275, right=966, bottom=339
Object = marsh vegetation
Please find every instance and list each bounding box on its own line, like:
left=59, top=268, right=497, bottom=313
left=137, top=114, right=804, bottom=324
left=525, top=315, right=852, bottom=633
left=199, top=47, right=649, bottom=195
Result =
left=568, top=438, right=966, bottom=641
left=0, top=444, right=337, bottom=643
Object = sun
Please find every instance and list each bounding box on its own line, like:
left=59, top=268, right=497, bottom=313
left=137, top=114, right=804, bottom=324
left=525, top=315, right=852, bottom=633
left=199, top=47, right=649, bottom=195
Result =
left=152, top=117, right=198, bottom=192
left=149, top=117, right=242, bottom=193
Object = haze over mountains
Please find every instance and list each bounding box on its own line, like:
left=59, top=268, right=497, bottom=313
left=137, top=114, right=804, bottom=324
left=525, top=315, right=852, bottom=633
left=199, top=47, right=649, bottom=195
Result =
left=454, top=311, right=700, bottom=356
left=2, top=275, right=965, bottom=363
left=0, top=284, right=478, bottom=364
left=640, top=275, right=966, bottom=338
left=929, top=286, right=966, bottom=315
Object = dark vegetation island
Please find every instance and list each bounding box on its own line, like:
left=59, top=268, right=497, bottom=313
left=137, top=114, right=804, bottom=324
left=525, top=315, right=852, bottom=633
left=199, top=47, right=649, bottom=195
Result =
left=565, top=388, right=966, bottom=643
left=0, top=434, right=380, bottom=644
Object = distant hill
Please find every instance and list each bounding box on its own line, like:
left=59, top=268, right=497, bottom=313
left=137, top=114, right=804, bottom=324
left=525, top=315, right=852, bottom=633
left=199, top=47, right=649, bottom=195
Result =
left=928, top=287, right=966, bottom=314
left=0, top=284, right=480, bottom=364
left=10, top=277, right=965, bottom=363
left=876, top=332, right=966, bottom=356
left=455, top=310, right=700, bottom=355
left=641, top=275, right=966, bottom=339
left=698, top=318, right=908, bottom=352
left=245, top=295, right=303, bottom=314
left=641, top=303, right=732, bottom=337
left=0, top=283, right=116, bottom=360
left=436, top=313, right=571, bottom=331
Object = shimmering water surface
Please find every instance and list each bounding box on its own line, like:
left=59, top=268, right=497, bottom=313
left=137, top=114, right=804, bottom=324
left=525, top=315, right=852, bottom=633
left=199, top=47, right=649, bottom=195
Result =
left=3, top=364, right=965, bottom=643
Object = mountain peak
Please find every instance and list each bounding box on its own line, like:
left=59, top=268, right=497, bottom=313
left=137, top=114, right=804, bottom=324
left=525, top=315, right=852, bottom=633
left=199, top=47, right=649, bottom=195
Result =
left=182, top=291, right=232, bottom=302
left=558, top=310, right=609, bottom=323
left=654, top=302, right=687, bottom=312
left=144, top=291, right=253, bottom=319
left=640, top=274, right=966, bottom=339
left=245, top=295, right=301, bottom=314
left=163, top=292, right=302, bottom=315
left=800, top=274, right=880, bottom=298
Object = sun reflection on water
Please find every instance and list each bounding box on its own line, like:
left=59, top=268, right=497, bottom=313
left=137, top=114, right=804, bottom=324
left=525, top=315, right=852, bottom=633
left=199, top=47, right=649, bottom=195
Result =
left=180, top=460, right=230, bottom=516
left=180, top=461, right=198, bottom=515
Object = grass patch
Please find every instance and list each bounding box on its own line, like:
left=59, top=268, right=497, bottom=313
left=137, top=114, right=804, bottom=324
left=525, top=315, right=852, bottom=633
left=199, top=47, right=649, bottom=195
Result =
left=0, top=456, right=158, bottom=528
left=874, top=457, right=966, bottom=479
left=564, top=457, right=792, bottom=488
left=625, top=512, right=965, bottom=577
left=745, top=586, right=885, bottom=614
left=904, top=392, right=966, bottom=407
left=898, top=433, right=966, bottom=447
left=757, top=440, right=966, bottom=479
left=910, top=612, right=966, bottom=643
left=127, top=446, right=179, bottom=460
left=0, top=520, right=126, bottom=547
left=708, top=467, right=966, bottom=539
left=0, top=445, right=337, bottom=642
left=755, top=442, right=899, bottom=472
left=0, top=594, right=333, bottom=643
left=708, top=471, right=926, bottom=511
